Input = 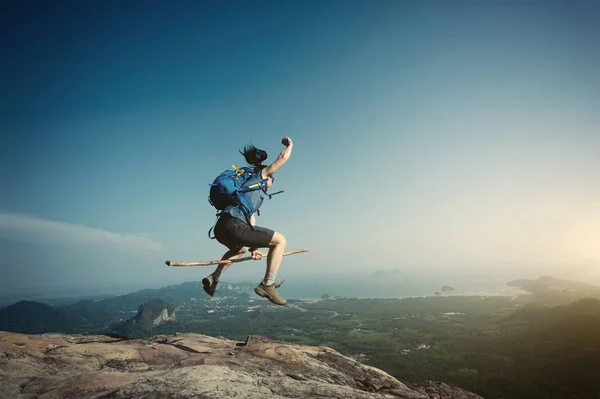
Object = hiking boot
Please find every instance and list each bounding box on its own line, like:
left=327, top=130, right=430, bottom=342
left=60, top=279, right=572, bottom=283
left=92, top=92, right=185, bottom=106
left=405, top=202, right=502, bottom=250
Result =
left=254, top=281, right=287, bottom=306
left=202, top=274, right=218, bottom=297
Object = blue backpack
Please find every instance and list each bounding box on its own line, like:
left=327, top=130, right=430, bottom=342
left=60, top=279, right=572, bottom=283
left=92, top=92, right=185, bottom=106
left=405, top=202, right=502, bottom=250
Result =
left=207, top=165, right=282, bottom=238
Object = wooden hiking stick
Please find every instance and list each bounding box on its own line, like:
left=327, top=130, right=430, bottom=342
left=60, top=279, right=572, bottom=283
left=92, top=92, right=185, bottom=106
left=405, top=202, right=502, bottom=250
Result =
left=165, top=248, right=309, bottom=267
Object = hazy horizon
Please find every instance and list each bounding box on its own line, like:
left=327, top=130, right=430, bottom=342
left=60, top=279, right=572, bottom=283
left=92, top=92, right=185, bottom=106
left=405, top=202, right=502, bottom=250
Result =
left=0, top=266, right=591, bottom=307
left=2, top=2, right=599, bottom=297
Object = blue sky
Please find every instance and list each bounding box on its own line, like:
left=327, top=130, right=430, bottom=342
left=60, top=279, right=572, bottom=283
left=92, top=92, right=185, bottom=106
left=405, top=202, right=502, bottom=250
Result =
left=1, top=1, right=599, bottom=297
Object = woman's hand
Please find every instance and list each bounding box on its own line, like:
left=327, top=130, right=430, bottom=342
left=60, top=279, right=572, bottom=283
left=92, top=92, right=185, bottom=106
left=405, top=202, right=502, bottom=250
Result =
left=251, top=250, right=264, bottom=260
left=281, top=137, right=293, bottom=147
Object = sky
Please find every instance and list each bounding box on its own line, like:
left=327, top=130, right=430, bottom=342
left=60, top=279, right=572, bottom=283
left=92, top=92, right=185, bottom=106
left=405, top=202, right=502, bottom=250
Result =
left=1, top=1, right=599, bottom=298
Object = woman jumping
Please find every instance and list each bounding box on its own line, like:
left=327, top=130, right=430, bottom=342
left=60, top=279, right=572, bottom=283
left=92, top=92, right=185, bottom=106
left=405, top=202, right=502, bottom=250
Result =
left=202, top=137, right=293, bottom=305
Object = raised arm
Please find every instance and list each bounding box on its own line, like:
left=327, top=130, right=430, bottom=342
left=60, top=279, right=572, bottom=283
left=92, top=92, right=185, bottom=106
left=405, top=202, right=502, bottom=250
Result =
left=261, top=137, right=293, bottom=179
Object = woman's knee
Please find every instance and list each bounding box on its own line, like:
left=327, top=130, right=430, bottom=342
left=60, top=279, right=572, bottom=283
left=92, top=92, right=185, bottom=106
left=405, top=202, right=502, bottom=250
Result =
left=270, top=232, right=286, bottom=246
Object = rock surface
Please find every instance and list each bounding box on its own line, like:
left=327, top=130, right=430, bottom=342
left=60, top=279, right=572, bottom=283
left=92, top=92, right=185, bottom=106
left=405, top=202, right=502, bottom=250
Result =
left=152, top=308, right=175, bottom=326
left=0, top=331, right=483, bottom=399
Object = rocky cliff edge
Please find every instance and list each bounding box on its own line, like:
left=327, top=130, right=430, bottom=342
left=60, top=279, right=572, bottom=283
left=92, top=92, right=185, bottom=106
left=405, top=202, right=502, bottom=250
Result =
left=0, top=331, right=483, bottom=399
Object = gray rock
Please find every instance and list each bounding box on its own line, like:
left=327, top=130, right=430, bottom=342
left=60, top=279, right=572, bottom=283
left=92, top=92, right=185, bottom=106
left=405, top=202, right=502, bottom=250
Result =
left=0, top=331, right=482, bottom=399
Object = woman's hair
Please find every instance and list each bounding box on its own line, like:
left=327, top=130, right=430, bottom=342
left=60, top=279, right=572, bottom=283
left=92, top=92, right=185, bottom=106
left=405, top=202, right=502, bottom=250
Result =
left=240, top=144, right=268, bottom=170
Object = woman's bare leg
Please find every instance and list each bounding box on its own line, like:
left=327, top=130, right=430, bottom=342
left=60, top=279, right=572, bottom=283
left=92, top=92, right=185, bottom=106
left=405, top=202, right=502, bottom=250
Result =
left=255, top=231, right=288, bottom=305
left=263, top=232, right=286, bottom=285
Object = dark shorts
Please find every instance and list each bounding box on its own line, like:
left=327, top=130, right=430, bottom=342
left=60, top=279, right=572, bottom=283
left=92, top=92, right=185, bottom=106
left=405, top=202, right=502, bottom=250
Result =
left=213, top=213, right=275, bottom=251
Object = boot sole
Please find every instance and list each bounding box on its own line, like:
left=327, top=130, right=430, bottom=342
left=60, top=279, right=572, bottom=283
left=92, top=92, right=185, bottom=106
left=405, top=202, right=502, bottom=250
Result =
left=254, top=287, right=287, bottom=306
left=202, top=278, right=215, bottom=297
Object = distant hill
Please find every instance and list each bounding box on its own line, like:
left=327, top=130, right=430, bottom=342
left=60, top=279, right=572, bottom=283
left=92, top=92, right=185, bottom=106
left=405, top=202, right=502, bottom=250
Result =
left=3, top=276, right=599, bottom=337
left=507, top=276, right=600, bottom=291
left=506, top=276, right=600, bottom=304
left=0, top=280, right=250, bottom=335
left=62, top=280, right=251, bottom=317
left=0, top=300, right=81, bottom=334
left=64, top=281, right=201, bottom=314
left=112, top=298, right=176, bottom=338
left=566, top=297, right=600, bottom=314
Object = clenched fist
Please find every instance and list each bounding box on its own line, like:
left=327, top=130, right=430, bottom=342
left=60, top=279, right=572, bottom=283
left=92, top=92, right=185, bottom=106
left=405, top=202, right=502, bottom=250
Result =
left=251, top=250, right=264, bottom=260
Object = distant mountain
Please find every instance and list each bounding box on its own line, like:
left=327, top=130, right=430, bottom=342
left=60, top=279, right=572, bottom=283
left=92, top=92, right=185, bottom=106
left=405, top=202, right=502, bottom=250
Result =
left=62, top=280, right=250, bottom=316
left=565, top=297, right=600, bottom=315
left=0, top=280, right=249, bottom=335
left=506, top=276, right=600, bottom=304
left=0, top=300, right=81, bottom=334
left=4, top=276, right=599, bottom=337
left=507, top=276, right=600, bottom=291
left=64, top=281, right=199, bottom=313
left=112, top=298, right=176, bottom=338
